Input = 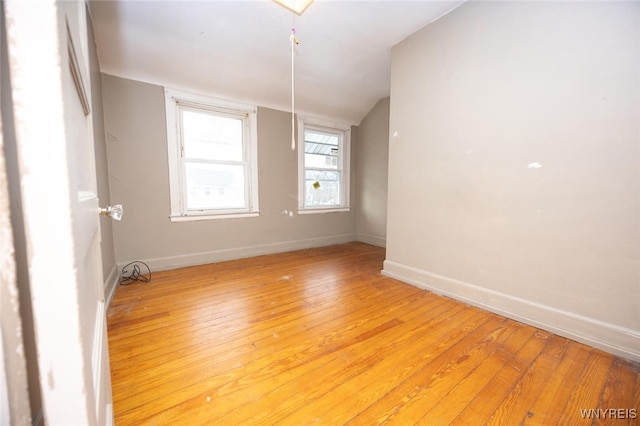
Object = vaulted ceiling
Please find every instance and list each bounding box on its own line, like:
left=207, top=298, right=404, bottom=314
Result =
left=88, top=0, right=464, bottom=124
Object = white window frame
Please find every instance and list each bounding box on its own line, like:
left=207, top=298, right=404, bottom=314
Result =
left=298, top=117, right=351, bottom=214
left=165, top=88, right=259, bottom=221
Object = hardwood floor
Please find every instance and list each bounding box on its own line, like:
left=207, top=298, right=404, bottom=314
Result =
left=107, top=242, right=639, bottom=425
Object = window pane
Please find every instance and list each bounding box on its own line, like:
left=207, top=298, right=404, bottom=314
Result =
left=182, top=109, right=243, bottom=162
left=304, top=170, right=340, bottom=207
left=305, top=153, right=338, bottom=169
left=305, top=130, right=339, bottom=146
left=185, top=162, right=246, bottom=210
left=305, top=130, right=339, bottom=170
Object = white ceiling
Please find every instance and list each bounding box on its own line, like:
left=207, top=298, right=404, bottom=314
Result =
left=88, top=0, right=464, bottom=124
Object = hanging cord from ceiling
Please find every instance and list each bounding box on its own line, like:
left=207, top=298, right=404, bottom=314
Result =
left=120, top=261, right=151, bottom=285
left=290, top=14, right=299, bottom=151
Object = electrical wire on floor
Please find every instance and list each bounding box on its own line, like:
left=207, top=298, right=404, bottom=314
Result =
left=120, top=261, right=151, bottom=285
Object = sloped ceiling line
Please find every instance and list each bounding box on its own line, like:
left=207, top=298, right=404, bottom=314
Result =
left=88, top=0, right=464, bottom=125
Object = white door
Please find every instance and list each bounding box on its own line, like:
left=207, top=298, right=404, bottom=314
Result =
left=5, top=0, right=112, bottom=424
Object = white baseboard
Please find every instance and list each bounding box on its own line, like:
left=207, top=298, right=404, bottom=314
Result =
left=104, top=264, right=119, bottom=307
left=356, top=233, right=386, bottom=248
left=382, top=260, right=640, bottom=362
left=120, top=233, right=358, bottom=272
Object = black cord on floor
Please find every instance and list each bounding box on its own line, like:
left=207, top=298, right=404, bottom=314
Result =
left=120, top=261, right=151, bottom=285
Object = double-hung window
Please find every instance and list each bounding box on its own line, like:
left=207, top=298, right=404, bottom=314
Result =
left=298, top=118, right=351, bottom=213
left=165, top=88, right=258, bottom=221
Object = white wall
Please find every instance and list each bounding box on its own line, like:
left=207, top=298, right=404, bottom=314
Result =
left=102, top=75, right=358, bottom=270
left=385, top=1, right=639, bottom=360
left=356, top=97, right=389, bottom=247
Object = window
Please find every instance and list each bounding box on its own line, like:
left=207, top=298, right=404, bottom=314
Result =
left=165, top=88, right=258, bottom=221
left=298, top=118, right=351, bottom=213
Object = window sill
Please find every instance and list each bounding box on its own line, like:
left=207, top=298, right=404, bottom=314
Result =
left=170, top=211, right=259, bottom=222
left=297, top=207, right=350, bottom=215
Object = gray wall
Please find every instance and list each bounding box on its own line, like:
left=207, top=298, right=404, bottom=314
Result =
left=356, top=97, right=389, bottom=247
left=102, top=75, right=357, bottom=270
left=385, top=1, right=639, bottom=360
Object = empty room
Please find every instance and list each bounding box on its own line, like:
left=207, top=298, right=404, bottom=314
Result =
left=1, top=0, right=638, bottom=424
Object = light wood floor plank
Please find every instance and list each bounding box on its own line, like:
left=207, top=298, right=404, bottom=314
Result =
left=448, top=329, right=551, bottom=425
left=117, top=290, right=440, bottom=423
left=486, top=334, right=569, bottom=425
left=593, top=358, right=640, bottom=426
left=522, top=343, right=593, bottom=425
left=409, top=320, right=534, bottom=425
left=107, top=242, right=640, bottom=425
left=215, top=297, right=461, bottom=424
left=138, top=295, right=460, bottom=425
left=558, top=350, right=615, bottom=424
left=279, top=309, right=498, bottom=425
left=111, top=279, right=423, bottom=414
left=346, top=315, right=509, bottom=425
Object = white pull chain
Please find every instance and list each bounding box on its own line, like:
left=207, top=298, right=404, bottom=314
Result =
left=290, top=27, right=298, bottom=151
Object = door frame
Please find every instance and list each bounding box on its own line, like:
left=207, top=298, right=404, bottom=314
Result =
left=0, top=3, right=31, bottom=420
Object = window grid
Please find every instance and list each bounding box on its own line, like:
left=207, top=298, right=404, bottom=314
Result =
left=298, top=120, right=350, bottom=212
left=177, top=106, right=250, bottom=213
left=165, top=88, right=258, bottom=221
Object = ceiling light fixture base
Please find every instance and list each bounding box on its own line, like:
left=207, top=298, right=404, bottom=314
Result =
left=272, top=0, right=315, bottom=16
